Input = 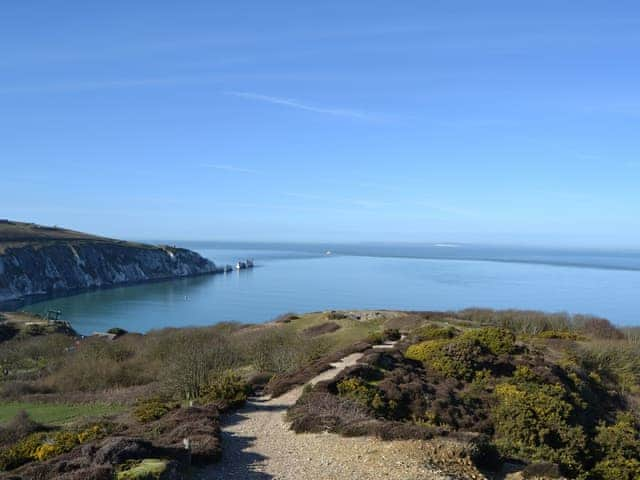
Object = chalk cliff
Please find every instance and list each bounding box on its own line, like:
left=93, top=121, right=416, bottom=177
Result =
left=0, top=221, right=217, bottom=305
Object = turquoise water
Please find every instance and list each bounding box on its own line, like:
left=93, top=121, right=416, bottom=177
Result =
left=23, top=243, right=640, bottom=334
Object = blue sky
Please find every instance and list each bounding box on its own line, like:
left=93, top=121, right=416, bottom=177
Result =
left=1, top=1, right=639, bottom=247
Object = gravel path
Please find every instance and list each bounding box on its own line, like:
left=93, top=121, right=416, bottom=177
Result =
left=199, top=352, right=451, bottom=480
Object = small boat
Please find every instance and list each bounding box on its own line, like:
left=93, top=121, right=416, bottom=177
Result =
left=325, top=250, right=332, bottom=256
left=246, top=259, right=254, bottom=268
left=235, top=261, right=247, bottom=270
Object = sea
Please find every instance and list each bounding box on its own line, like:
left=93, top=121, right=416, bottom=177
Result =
left=22, top=242, right=640, bottom=335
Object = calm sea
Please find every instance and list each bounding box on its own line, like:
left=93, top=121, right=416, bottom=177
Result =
left=23, top=242, right=640, bottom=334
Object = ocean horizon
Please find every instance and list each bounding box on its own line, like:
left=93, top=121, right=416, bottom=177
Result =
left=22, top=242, right=640, bottom=335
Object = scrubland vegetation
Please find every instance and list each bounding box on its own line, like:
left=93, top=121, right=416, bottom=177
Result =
left=289, top=309, right=640, bottom=480
left=0, top=310, right=382, bottom=478
left=2, top=307, right=640, bottom=479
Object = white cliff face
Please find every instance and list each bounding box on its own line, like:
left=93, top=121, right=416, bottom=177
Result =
left=0, top=243, right=217, bottom=304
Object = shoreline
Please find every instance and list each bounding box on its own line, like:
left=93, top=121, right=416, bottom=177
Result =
left=0, top=268, right=226, bottom=312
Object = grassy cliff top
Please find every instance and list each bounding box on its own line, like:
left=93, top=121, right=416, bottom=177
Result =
left=0, top=220, right=151, bottom=253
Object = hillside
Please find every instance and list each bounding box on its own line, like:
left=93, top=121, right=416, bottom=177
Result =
left=0, top=220, right=149, bottom=252
left=0, top=220, right=218, bottom=305
left=2, top=309, right=639, bottom=479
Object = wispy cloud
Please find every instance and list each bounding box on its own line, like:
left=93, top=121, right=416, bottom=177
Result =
left=226, top=91, right=379, bottom=120
left=200, top=163, right=259, bottom=174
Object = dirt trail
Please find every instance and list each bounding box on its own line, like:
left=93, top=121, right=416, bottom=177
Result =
left=199, top=350, right=451, bottom=480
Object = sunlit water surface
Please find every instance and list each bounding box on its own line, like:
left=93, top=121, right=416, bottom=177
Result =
left=23, top=243, right=640, bottom=334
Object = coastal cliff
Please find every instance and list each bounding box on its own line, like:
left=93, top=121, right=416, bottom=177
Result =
left=0, top=221, right=217, bottom=305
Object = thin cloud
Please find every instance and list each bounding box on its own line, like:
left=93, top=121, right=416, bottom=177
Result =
left=200, top=164, right=259, bottom=174
left=226, top=91, right=379, bottom=120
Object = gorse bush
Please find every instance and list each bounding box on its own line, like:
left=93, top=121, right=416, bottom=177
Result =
left=412, top=324, right=458, bottom=341
left=133, top=398, right=179, bottom=423
left=200, top=372, right=249, bottom=408
left=568, top=342, right=640, bottom=395
left=461, top=327, right=516, bottom=355
left=0, top=423, right=109, bottom=471
left=404, top=327, right=514, bottom=380
left=405, top=338, right=481, bottom=380
left=493, top=376, right=587, bottom=476
left=592, top=412, right=640, bottom=480
left=456, top=309, right=624, bottom=342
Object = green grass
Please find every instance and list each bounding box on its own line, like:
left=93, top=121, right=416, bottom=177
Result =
left=0, top=402, right=124, bottom=426
left=288, top=311, right=390, bottom=350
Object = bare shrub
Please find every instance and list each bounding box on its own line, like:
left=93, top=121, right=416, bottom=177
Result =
left=45, top=338, right=148, bottom=392
left=0, top=334, right=75, bottom=380
left=458, top=308, right=573, bottom=335
left=574, top=316, right=624, bottom=340
left=288, top=390, right=369, bottom=433
left=162, top=330, right=239, bottom=400
left=243, top=326, right=331, bottom=375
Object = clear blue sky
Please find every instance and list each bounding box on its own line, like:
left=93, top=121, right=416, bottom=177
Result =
left=2, top=1, right=639, bottom=247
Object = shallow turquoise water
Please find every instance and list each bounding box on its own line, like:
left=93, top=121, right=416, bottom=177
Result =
left=23, top=243, right=640, bottom=334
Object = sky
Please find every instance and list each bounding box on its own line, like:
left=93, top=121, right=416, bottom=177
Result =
left=1, top=1, right=639, bottom=247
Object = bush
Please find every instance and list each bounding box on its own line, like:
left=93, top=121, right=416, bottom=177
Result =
left=46, top=338, right=146, bottom=392
left=366, top=332, right=385, bottom=344
left=0, top=423, right=109, bottom=471
left=382, top=329, right=401, bottom=341
left=0, top=322, right=18, bottom=342
left=200, top=372, right=249, bottom=408
left=592, top=458, right=640, bottom=480
left=592, top=412, right=640, bottom=480
left=493, top=376, right=587, bottom=476
left=405, top=337, right=481, bottom=380
left=336, top=377, right=393, bottom=417
left=161, top=330, right=239, bottom=400
left=537, top=330, right=581, bottom=340
left=412, top=324, right=458, bottom=341
left=576, top=317, right=624, bottom=340
left=0, top=432, right=44, bottom=470
left=461, top=327, right=516, bottom=355
left=569, top=343, right=640, bottom=394
left=246, top=327, right=330, bottom=374
left=327, top=311, right=348, bottom=320
left=107, top=328, right=128, bottom=337
left=456, top=309, right=573, bottom=335
left=133, top=398, right=178, bottom=423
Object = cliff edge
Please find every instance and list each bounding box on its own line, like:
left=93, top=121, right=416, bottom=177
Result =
left=0, top=220, right=218, bottom=305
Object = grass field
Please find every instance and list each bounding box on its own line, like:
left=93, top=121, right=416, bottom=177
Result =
left=288, top=310, right=396, bottom=349
left=0, top=402, right=125, bottom=425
